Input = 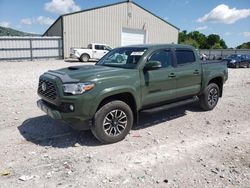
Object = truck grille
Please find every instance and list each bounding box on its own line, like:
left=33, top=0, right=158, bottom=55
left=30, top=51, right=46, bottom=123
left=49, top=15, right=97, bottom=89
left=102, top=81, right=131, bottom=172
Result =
left=38, top=78, right=57, bottom=100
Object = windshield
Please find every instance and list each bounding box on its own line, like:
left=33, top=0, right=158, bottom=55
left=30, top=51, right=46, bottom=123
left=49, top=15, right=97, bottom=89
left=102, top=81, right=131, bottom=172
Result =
left=97, top=47, right=148, bottom=69
left=105, top=46, right=112, bottom=51
left=227, top=54, right=238, bottom=59
left=87, top=44, right=92, bottom=49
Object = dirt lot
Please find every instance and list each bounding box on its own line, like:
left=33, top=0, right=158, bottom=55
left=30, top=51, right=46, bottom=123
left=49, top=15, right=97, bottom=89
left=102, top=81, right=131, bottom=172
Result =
left=0, top=60, right=249, bottom=188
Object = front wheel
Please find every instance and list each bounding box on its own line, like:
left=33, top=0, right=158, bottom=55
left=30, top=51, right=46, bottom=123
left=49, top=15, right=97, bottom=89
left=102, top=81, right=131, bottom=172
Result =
left=199, top=83, right=220, bottom=111
left=91, top=100, right=133, bottom=144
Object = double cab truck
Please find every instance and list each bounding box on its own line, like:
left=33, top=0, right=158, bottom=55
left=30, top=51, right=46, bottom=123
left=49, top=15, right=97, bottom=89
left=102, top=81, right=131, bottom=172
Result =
left=70, top=43, right=112, bottom=62
left=37, top=44, right=228, bottom=144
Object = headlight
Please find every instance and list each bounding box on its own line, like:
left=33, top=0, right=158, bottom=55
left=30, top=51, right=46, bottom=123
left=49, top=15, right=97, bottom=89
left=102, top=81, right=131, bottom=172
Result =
left=63, top=82, right=95, bottom=95
left=230, top=60, right=236, bottom=63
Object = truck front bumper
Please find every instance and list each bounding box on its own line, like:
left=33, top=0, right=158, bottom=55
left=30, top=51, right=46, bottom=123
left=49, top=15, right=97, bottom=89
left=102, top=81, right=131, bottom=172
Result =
left=70, top=53, right=79, bottom=59
left=37, top=100, right=62, bottom=120
left=37, top=99, right=91, bottom=130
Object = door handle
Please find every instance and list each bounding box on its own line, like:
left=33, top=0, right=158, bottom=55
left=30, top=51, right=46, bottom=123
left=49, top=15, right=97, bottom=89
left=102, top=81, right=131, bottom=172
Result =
left=193, top=70, right=199, bottom=74
left=168, top=73, right=176, bottom=78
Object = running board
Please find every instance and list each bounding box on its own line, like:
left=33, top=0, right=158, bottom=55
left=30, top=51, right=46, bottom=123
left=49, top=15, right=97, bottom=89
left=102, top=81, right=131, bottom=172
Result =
left=141, top=96, right=199, bottom=113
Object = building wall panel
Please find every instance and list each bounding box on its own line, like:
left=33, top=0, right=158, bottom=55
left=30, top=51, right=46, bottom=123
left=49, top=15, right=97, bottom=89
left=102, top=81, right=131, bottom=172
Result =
left=62, top=2, right=179, bottom=58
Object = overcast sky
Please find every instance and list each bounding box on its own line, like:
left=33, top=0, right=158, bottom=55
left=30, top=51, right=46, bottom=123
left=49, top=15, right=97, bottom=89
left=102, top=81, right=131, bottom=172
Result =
left=0, top=0, right=250, bottom=48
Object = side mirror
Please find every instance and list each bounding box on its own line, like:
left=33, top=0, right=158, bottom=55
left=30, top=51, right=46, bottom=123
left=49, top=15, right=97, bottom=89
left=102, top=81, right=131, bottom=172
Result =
left=144, top=61, right=162, bottom=70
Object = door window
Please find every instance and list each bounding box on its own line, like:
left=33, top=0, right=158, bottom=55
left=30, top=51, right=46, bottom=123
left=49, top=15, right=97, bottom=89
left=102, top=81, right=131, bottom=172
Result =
left=148, top=50, right=172, bottom=68
left=176, top=50, right=196, bottom=65
left=95, top=45, right=104, bottom=50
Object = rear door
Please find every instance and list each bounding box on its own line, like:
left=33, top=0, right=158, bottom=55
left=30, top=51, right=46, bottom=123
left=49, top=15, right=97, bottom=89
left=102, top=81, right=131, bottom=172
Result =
left=140, top=49, right=177, bottom=107
left=174, top=48, right=202, bottom=98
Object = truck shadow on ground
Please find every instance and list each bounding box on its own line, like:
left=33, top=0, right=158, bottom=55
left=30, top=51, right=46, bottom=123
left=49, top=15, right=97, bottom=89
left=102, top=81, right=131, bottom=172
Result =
left=18, top=104, right=202, bottom=148
left=18, top=116, right=99, bottom=148
left=135, top=103, right=202, bottom=130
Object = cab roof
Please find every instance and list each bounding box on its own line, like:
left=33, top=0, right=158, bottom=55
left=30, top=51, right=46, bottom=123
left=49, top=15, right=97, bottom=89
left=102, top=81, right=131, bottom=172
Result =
left=120, top=44, right=195, bottom=50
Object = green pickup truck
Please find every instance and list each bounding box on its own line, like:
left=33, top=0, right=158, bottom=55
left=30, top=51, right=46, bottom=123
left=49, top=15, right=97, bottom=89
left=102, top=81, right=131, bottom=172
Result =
left=37, top=44, right=228, bottom=143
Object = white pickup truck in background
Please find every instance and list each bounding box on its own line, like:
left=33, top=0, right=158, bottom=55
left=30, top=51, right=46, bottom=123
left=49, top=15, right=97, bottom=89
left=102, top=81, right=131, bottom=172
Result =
left=70, top=43, right=112, bottom=62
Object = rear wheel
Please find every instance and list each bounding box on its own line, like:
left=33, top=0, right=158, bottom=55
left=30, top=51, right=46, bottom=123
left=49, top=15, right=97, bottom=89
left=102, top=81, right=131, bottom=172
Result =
left=91, top=100, right=133, bottom=144
left=80, top=54, right=90, bottom=62
left=199, top=83, right=220, bottom=111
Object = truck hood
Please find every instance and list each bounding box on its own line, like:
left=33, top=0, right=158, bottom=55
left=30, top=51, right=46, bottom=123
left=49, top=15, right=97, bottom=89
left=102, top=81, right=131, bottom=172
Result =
left=45, top=65, right=132, bottom=83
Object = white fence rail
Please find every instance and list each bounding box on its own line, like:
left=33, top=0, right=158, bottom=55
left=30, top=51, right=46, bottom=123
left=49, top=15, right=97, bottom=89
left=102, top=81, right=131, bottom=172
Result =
left=0, top=37, right=63, bottom=61
left=199, top=49, right=250, bottom=60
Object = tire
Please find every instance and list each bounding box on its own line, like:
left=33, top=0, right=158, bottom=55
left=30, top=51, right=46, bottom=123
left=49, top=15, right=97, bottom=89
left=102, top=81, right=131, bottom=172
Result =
left=91, top=100, right=133, bottom=144
left=80, top=54, right=90, bottom=62
left=235, top=62, right=239, bottom=68
left=199, top=83, right=220, bottom=111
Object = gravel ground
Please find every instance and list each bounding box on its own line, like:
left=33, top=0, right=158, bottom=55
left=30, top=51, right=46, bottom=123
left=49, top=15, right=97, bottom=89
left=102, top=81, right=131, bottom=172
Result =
left=0, top=60, right=249, bottom=188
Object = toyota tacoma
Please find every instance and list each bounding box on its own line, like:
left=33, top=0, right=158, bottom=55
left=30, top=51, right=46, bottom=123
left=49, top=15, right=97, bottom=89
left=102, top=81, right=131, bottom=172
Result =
left=37, top=44, right=228, bottom=144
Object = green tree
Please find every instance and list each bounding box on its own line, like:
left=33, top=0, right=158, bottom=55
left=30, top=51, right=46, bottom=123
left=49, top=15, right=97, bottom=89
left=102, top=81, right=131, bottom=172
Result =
left=219, top=39, right=227, bottom=49
left=213, top=43, right=222, bottom=49
left=237, top=42, right=250, bottom=49
left=178, top=30, right=207, bottom=48
left=180, top=38, right=199, bottom=48
left=207, top=34, right=220, bottom=48
left=178, top=30, right=227, bottom=49
left=187, top=31, right=207, bottom=48
left=178, top=30, right=187, bottom=43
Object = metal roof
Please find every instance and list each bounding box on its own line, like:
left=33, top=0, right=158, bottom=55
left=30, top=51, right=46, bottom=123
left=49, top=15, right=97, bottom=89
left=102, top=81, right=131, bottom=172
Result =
left=43, top=0, right=179, bottom=35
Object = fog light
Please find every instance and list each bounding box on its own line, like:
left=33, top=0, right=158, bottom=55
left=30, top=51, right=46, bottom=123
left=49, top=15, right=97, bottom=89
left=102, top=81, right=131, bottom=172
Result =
left=69, top=104, right=74, bottom=111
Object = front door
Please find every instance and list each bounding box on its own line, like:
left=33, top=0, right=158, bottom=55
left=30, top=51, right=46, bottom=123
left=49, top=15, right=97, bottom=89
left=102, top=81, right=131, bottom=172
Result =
left=140, top=49, right=177, bottom=107
left=93, top=45, right=107, bottom=59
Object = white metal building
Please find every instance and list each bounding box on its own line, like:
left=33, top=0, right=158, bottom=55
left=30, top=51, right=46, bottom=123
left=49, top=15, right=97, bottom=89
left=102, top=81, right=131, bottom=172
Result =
left=43, top=0, right=179, bottom=58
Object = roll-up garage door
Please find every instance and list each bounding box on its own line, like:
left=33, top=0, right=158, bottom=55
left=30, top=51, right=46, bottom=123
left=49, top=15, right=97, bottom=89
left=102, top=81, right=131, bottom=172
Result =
left=121, top=28, right=146, bottom=46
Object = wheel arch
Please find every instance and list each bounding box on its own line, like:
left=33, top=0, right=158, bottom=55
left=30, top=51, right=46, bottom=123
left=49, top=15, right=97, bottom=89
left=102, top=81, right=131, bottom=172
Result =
left=80, top=53, right=90, bottom=57
left=80, top=53, right=90, bottom=62
left=93, top=91, right=138, bottom=125
left=207, top=77, right=223, bottom=97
